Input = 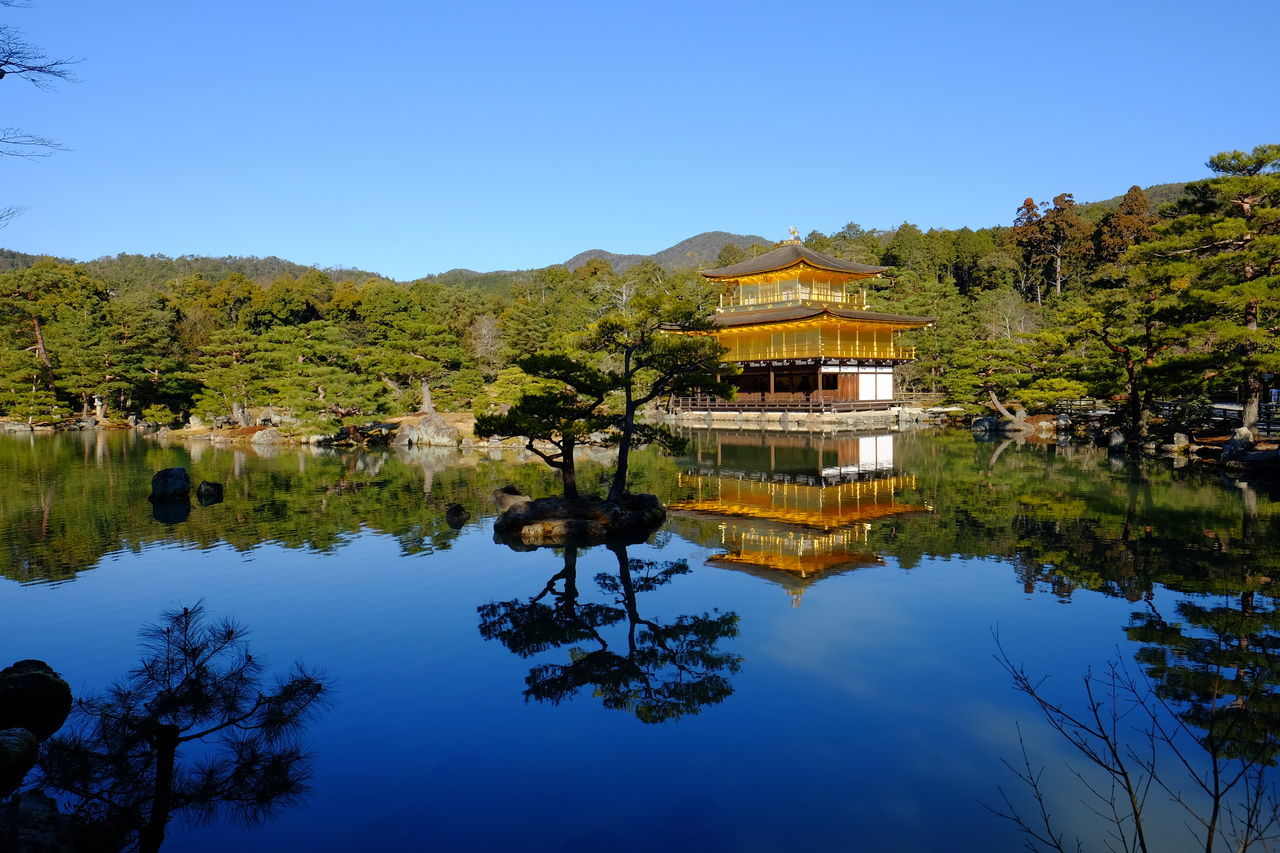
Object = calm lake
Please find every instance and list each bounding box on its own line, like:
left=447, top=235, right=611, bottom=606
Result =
left=2, top=428, right=1277, bottom=851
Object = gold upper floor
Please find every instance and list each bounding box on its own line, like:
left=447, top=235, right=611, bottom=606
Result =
left=712, top=316, right=916, bottom=361
left=718, top=267, right=870, bottom=310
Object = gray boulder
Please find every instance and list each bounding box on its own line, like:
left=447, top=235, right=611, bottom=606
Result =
left=391, top=414, right=460, bottom=448
left=250, top=427, right=282, bottom=445
left=149, top=467, right=190, bottom=502
left=971, top=416, right=1001, bottom=433
left=1222, top=426, right=1255, bottom=461
left=0, top=660, right=72, bottom=741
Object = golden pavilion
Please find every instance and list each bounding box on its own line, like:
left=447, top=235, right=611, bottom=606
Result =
left=679, top=241, right=932, bottom=411
left=666, top=430, right=929, bottom=605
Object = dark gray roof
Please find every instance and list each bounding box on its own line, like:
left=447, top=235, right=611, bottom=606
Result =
left=711, top=305, right=934, bottom=328
left=703, top=242, right=886, bottom=279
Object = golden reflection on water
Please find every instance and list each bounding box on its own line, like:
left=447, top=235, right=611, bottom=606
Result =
left=668, top=430, right=929, bottom=604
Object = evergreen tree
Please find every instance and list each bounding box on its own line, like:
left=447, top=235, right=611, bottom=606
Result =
left=1095, top=185, right=1157, bottom=262
left=1039, top=193, right=1092, bottom=296
left=1165, top=144, right=1280, bottom=429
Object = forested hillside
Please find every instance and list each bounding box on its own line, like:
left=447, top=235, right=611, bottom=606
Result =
left=565, top=231, right=770, bottom=272
left=0, top=149, right=1274, bottom=434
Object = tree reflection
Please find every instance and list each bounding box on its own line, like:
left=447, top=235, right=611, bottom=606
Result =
left=33, top=603, right=330, bottom=853
left=478, top=544, right=741, bottom=724
left=995, top=480, right=1280, bottom=851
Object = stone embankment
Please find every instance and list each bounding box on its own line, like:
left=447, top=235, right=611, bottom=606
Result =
left=968, top=413, right=1279, bottom=474
left=658, top=406, right=945, bottom=433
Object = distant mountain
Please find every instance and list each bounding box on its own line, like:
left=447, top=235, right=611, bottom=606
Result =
left=0, top=248, right=68, bottom=271
left=0, top=250, right=387, bottom=293
left=414, top=268, right=524, bottom=295
left=565, top=231, right=771, bottom=272
left=1077, top=181, right=1192, bottom=222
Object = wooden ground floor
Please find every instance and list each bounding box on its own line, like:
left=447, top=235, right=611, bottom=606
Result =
left=678, top=357, right=908, bottom=412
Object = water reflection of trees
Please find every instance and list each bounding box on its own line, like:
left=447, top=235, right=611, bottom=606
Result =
left=478, top=545, right=742, bottom=723
left=0, top=434, right=681, bottom=585
left=31, top=604, right=330, bottom=852
left=950, top=435, right=1280, bottom=850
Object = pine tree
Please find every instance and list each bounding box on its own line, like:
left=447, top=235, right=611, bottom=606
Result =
left=1140, top=144, right=1279, bottom=430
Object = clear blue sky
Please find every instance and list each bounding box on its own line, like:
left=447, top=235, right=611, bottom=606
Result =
left=3, top=0, right=1275, bottom=280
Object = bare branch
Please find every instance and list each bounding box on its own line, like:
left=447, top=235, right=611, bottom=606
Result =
left=0, top=22, right=79, bottom=87
left=0, top=203, right=24, bottom=226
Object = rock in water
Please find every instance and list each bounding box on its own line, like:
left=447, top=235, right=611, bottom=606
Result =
left=445, top=503, right=471, bottom=529
left=492, top=488, right=666, bottom=547
left=0, top=660, right=72, bottom=740
left=0, top=728, right=38, bottom=798
left=0, top=790, right=74, bottom=851
left=196, top=481, right=224, bottom=506
left=493, top=485, right=533, bottom=514
left=149, top=467, right=191, bottom=502
left=971, top=416, right=1000, bottom=433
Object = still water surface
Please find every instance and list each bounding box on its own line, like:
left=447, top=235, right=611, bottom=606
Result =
left=1, top=429, right=1277, bottom=851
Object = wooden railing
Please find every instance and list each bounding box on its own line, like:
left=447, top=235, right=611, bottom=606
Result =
left=673, top=393, right=906, bottom=413
left=895, top=391, right=947, bottom=406
left=722, top=343, right=916, bottom=361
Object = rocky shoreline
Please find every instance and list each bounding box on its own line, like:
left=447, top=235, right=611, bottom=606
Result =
left=967, top=413, right=1279, bottom=474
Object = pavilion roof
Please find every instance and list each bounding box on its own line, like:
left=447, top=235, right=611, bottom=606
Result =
left=709, top=304, right=934, bottom=328
left=702, top=242, right=886, bottom=280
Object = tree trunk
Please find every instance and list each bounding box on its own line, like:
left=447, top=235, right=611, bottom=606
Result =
left=610, top=544, right=641, bottom=654
left=31, top=318, right=52, bottom=368
left=987, top=388, right=1016, bottom=421
left=608, top=404, right=636, bottom=503
left=561, top=435, right=579, bottom=500
left=139, top=724, right=180, bottom=853
left=419, top=378, right=435, bottom=414
left=1242, top=298, right=1260, bottom=431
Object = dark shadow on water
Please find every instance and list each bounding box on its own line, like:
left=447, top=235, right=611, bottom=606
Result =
left=7, top=603, right=331, bottom=852
left=149, top=500, right=190, bottom=525
left=478, top=544, right=742, bottom=724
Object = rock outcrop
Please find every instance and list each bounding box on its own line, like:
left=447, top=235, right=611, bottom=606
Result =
left=492, top=486, right=665, bottom=547
left=0, top=660, right=72, bottom=741
left=0, top=660, right=72, bottom=800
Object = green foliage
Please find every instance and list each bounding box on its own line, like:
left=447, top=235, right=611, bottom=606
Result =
left=0, top=146, right=1272, bottom=437
left=475, top=353, right=616, bottom=498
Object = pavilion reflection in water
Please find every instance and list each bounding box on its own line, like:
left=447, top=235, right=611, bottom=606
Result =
left=668, top=430, right=927, bottom=605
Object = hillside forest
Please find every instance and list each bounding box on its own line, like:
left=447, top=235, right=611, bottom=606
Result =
left=0, top=144, right=1275, bottom=435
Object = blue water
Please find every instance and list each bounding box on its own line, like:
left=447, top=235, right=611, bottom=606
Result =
left=1, top=430, right=1272, bottom=851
